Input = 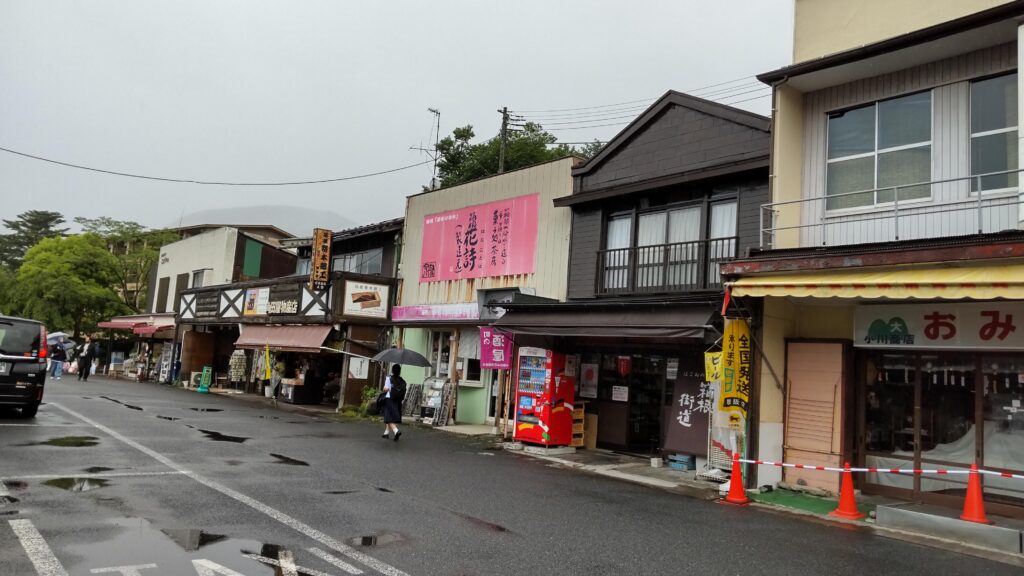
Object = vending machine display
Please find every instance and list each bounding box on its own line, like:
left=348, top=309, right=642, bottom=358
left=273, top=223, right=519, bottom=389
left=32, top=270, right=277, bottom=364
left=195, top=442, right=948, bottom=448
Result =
left=513, top=347, right=575, bottom=446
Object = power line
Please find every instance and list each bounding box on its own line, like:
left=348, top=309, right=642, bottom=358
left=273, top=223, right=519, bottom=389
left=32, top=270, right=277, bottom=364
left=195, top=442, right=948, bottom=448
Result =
left=511, top=75, right=757, bottom=114
left=0, top=145, right=433, bottom=186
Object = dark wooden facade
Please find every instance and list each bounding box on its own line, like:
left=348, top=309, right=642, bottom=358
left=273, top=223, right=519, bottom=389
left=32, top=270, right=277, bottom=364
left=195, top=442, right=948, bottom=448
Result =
left=556, top=91, right=770, bottom=301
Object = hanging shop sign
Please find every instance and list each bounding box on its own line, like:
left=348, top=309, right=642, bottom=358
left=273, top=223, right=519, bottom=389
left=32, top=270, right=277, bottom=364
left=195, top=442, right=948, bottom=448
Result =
left=720, top=318, right=751, bottom=418
left=616, top=356, right=632, bottom=378
left=243, top=288, right=270, bottom=316
left=704, top=352, right=722, bottom=383
left=348, top=357, right=370, bottom=380
left=342, top=281, right=389, bottom=319
left=479, top=327, right=513, bottom=370
left=855, top=302, right=1024, bottom=350
left=419, top=193, right=539, bottom=282
left=663, top=373, right=712, bottom=456
left=309, top=228, right=332, bottom=291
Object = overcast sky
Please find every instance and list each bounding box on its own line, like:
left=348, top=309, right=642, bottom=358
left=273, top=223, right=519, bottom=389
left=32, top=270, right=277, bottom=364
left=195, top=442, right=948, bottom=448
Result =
left=1, top=1, right=793, bottom=235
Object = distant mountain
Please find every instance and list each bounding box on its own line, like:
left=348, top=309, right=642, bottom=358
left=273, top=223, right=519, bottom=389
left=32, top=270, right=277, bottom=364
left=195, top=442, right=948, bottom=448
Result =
left=171, top=205, right=357, bottom=237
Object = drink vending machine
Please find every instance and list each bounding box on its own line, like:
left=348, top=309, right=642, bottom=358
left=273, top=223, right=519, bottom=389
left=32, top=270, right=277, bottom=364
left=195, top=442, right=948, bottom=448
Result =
left=513, top=347, right=575, bottom=446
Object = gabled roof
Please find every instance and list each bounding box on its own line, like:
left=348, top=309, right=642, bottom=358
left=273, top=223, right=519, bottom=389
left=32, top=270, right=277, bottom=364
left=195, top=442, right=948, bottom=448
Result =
left=279, top=217, right=404, bottom=249
left=571, top=90, right=770, bottom=178
left=171, top=223, right=294, bottom=238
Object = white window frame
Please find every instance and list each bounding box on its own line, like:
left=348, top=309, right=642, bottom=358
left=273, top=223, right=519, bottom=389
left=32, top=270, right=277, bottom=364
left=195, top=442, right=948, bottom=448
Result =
left=969, top=73, right=1019, bottom=196
left=825, top=91, right=934, bottom=214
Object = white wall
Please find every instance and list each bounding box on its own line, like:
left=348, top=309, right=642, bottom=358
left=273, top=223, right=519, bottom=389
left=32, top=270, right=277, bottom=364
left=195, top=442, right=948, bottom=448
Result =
left=152, top=228, right=238, bottom=313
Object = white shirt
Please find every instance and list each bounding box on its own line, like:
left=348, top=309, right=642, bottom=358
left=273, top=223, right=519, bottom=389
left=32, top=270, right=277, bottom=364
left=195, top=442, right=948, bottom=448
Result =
left=384, top=376, right=392, bottom=398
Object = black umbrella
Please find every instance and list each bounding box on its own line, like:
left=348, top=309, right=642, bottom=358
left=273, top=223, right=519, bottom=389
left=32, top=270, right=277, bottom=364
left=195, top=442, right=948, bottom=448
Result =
left=371, top=347, right=431, bottom=367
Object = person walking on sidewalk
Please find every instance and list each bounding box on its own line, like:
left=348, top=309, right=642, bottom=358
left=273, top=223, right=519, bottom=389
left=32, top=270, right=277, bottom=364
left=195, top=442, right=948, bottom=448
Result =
left=382, top=364, right=407, bottom=441
left=76, top=336, right=96, bottom=382
left=50, top=337, right=67, bottom=380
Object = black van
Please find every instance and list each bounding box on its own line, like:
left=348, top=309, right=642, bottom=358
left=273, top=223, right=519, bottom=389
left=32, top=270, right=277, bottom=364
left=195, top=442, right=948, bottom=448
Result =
left=0, top=315, right=48, bottom=417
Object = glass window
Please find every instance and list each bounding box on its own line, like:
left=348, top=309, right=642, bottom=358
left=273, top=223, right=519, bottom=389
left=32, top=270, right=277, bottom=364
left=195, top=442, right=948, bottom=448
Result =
left=296, top=258, right=311, bottom=275
left=971, top=74, right=1018, bottom=193
left=191, top=270, right=205, bottom=288
left=332, top=248, right=384, bottom=275
left=666, top=207, right=701, bottom=288
left=603, top=216, right=632, bottom=290
left=707, top=202, right=737, bottom=287
left=826, top=91, right=933, bottom=209
left=465, top=358, right=482, bottom=382
left=636, top=212, right=667, bottom=288
left=981, top=355, right=1024, bottom=506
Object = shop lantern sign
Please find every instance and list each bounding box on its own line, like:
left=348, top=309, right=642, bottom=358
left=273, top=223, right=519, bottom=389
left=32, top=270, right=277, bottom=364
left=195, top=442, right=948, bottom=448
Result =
left=720, top=318, right=750, bottom=418
left=419, top=194, right=539, bottom=282
left=479, top=327, right=512, bottom=370
left=309, top=228, right=332, bottom=291
left=855, top=302, right=1024, bottom=350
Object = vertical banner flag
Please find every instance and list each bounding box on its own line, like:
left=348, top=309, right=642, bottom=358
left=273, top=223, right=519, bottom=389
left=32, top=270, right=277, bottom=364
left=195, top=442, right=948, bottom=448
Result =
left=264, top=343, right=272, bottom=380
left=310, top=228, right=332, bottom=291
left=720, top=318, right=751, bottom=418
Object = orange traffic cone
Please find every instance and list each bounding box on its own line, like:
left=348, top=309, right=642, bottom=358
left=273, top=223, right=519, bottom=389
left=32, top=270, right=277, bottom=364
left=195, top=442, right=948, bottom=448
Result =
left=960, top=464, right=991, bottom=524
left=829, top=462, right=864, bottom=520
left=722, top=452, right=749, bottom=505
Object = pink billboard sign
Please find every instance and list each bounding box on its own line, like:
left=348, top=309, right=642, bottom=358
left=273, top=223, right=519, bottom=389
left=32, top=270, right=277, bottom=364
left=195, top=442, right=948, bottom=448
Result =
left=391, top=303, right=479, bottom=322
left=419, top=193, right=539, bottom=283
left=480, top=327, right=513, bottom=370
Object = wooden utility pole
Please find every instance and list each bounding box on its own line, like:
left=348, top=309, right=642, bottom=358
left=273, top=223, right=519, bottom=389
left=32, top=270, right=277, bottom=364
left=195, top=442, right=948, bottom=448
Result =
left=497, top=106, right=509, bottom=173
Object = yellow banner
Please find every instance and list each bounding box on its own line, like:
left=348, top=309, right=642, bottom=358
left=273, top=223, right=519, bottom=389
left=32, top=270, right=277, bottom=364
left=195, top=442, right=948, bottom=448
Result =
left=720, top=318, right=751, bottom=418
left=704, top=351, right=722, bottom=383
left=264, top=343, right=272, bottom=380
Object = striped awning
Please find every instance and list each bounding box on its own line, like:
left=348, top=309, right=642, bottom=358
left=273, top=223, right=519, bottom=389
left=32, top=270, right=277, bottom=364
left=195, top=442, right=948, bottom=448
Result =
left=726, top=264, right=1024, bottom=299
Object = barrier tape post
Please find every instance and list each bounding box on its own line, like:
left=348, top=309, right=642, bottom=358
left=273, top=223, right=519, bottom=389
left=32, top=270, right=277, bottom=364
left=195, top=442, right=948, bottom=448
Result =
left=829, top=462, right=865, bottom=521
left=960, top=463, right=991, bottom=525
left=722, top=452, right=750, bottom=506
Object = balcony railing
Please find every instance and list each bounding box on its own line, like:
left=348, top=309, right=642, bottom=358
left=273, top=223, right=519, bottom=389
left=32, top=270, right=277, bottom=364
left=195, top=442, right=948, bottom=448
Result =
left=760, top=169, right=1024, bottom=249
left=596, top=237, right=737, bottom=295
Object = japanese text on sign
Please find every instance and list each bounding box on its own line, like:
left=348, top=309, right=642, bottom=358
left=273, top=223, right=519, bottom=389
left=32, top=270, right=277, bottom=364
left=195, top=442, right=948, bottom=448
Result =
left=309, top=228, right=332, bottom=291
left=419, top=194, right=539, bottom=282
left=480, top=327, right=513, bottom=370
left=720, top=318, right=750, bottom=418
left=855, top=303, right=1024, bottom=350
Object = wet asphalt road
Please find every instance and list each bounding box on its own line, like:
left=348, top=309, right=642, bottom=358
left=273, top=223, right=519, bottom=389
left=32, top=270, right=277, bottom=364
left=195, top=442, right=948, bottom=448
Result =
left=0, top=377, right=1018, bottom=576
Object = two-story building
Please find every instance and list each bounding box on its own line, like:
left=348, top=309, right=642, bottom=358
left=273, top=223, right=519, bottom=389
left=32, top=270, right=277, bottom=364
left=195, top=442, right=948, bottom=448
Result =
left=722, top=0, right=1024, bottom=517
left=176, top=219, right=402, bottom=408
left=393, top=158, right=575, bottom=428
left=497, top=91, right=770, bottom=459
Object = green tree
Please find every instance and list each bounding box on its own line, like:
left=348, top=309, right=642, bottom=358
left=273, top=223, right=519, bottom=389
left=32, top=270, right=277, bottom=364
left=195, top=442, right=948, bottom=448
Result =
left=0, top=210, right=69, bottom=270
left=12, top=234, right=126, bottom=337
left=74, top=217, right=179, bottom=313
left=0, top=266, right=16, bottom=316
left=435, top=123, right=601, bottom=188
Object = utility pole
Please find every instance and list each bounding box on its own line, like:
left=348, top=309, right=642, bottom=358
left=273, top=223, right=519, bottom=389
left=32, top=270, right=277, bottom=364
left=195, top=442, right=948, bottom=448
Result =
left=410, top=108, right=442, bottom=189
left=497, top=106, right=509, bottom=173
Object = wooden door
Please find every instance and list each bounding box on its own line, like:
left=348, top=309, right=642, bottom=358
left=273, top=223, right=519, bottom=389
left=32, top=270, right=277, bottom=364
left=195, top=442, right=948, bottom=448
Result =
left=784, top=342, right=845, bottom=494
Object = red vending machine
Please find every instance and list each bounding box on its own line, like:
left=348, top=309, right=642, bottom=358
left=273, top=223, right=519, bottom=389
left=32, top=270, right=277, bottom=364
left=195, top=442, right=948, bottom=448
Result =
left=513, top=346, right=575, bottom=446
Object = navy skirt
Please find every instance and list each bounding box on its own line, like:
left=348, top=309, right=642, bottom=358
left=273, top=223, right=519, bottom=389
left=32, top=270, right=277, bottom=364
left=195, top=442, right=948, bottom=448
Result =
left=382, top=397, right=402, bottom=423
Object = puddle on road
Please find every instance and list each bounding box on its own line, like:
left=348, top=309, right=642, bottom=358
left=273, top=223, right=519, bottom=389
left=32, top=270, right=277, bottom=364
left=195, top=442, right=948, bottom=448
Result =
left=452, top=511, right=510, bottom=533
left=156, top=415, right=179, bottom=421
left=189, top=408, right=223, bottom=413
left=162, top=528, right=228, bottom=551
left=0, top=509, right=19, bottom=516
left=224, top=459, right=244, bottom=466
left=198, top=429, right=248, bottom=443
left=269, top=453, right=309, bottom=466
left=64, top=517, right=274, bottom=575
left=347, top=531, right=405, bottom=547
left=0, top=495, right=18, bottom=505
left=39, top=436, right=100, bottom=447
left=3, top=480, right=28, bottom=490
left=256, top=415, right=280, bottom=420
left=100, top=396, right=143, bottom=411
left=83, top=467, right=113, bottom=474
left=325, top=490, right=357, bottom=495
left=376, top=487, right=393, bottom=493
left=43, top=477, right=110, bottom=492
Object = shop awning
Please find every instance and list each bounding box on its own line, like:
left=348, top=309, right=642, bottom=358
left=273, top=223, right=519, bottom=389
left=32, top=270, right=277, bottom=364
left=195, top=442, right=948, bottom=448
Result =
left=98, top=321, right=141, bottom=329
left=726, top=264, right=1024, bottom=299
left=234, top=325, right=333, bottom=354
left=492, top=305, right=713, bottom=340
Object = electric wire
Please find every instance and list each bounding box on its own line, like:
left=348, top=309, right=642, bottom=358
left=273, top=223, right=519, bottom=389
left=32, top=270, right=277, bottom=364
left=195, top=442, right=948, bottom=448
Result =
left=0, top=146, right=433, bottom=185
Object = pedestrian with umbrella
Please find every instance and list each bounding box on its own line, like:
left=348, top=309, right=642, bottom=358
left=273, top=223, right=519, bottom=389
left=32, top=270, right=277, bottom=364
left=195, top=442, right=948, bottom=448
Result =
left=49, top=336, right=67, bottom=380
left=371, top=347, right=430, bottom=442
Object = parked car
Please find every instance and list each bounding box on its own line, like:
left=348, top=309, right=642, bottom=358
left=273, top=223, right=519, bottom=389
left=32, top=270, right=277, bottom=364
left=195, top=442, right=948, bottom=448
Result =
left=0, top=314, right=48, bottom=417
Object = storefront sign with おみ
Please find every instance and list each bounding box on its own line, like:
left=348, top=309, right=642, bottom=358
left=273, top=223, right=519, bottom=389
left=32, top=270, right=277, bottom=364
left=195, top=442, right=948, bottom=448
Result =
left=479, top=327, right=513, bottom=370
left=855, top=302, right=1024, bottom=350
left=719, top=318, right=750, bottom=418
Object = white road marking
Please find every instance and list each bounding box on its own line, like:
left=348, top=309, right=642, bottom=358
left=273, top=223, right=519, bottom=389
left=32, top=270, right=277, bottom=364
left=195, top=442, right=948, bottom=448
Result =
left=242, top=554, right=337, bottom=576
left=8, top=519, right=69, bottom=576
left=90, top=564, right=158, bottom=575
left=192, top=559, right=247, bottom=576
left=279, top=549, right=299, bottom=576
left=308, top=548, right=364, bottom=574
left=50, top=402, right=412, bottom=576
left=4, top=471, right=187, bottom=482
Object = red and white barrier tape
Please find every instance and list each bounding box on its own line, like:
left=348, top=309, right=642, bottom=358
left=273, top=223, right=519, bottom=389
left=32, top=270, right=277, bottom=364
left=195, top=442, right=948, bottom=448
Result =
left=737, top=459, right=1024, bottom=481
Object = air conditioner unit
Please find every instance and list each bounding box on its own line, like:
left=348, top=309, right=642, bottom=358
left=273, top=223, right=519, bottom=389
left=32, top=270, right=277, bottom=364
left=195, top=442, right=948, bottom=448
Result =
left=189, top=371, right=203, bottom=388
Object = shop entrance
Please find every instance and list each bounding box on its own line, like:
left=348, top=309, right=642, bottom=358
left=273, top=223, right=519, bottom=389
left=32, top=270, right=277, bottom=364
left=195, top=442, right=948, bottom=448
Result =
left=583, top=353, right=669, bottom=455
left=857, top=351, right=1024, bottom=517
